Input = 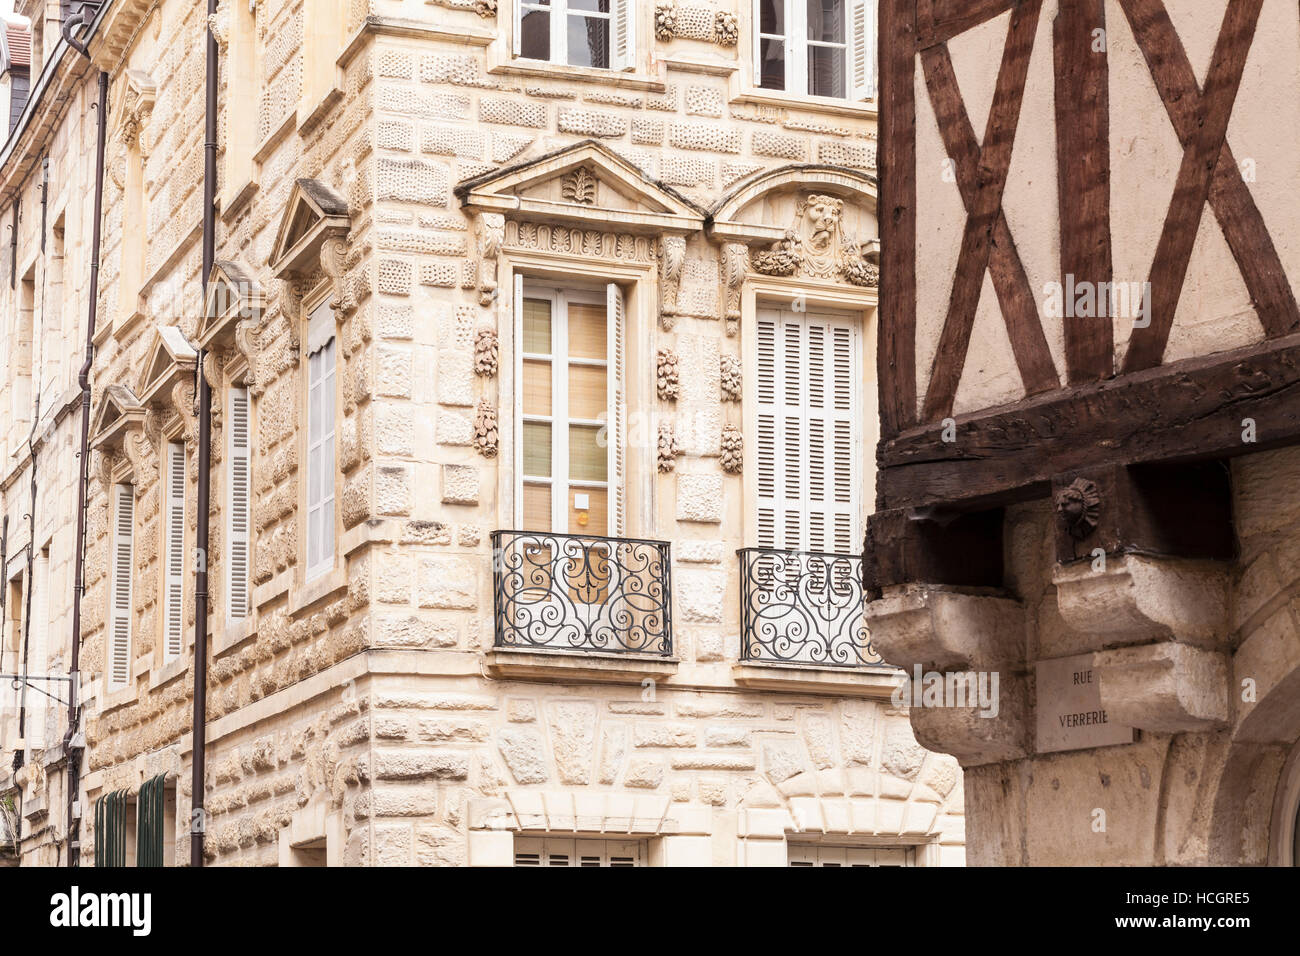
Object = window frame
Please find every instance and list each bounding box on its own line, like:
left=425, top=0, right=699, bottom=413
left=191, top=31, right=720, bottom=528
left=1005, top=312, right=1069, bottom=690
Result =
left=513, top=0, right=635, bottom=73
left=517, top=282, right=616, bottom=535
left=304, top=300, right=338, bottom=583
left=753, top=0, right=877, bottom=103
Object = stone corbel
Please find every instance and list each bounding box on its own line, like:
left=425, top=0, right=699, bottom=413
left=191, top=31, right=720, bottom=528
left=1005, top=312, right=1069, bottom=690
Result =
left=1093, top=642, right=1230, bottom=733
left=1052, top=555, right=1229, bottom=650
left=122, top=424, right=157, bottom=483
left=95, top=450, right=118, bottom=488
left=720, top=242, right=747, bottom=337
left=208, top=2, right=231, bottom=51
left=659, top=235, right=686, bottom=331
left=865, top=585, right=1030, bottom=766
left=320, top=235, right=352, bottom=318
left=202, top=350, right=225, bottom=392
left=171, top=379, right=199, bottom=445
left=477, top=212, right=504, bottom=307
left=233, top=318, right=259, bottom=390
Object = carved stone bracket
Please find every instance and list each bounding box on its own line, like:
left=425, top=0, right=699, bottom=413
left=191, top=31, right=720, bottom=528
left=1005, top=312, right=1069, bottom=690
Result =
left=659, top=235, right=686, bottom=331
left=478, top=212, right=505, bottom=308
left=171, top=379, right=198, bottom=445
left=720, top=242, right=746, bottom=336
left=1093, top=642, right=1230, bottom=734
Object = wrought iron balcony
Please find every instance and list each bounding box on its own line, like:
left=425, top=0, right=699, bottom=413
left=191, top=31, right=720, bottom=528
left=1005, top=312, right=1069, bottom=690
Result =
left=738, top=547, right=883, bottom=667
left=492, top=530, right=673, bottom=656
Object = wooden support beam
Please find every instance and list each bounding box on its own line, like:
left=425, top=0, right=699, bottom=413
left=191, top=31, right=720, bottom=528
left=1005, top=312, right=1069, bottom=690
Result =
left=878, top=331, right=1300, bottom=511
left=1051, top=462, right=1235, bottom=565
left=864, top=507, right=1004, bottom=593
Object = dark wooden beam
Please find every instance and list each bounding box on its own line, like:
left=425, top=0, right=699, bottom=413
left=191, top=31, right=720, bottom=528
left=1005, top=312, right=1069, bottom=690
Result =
left=864, top=507, right=1005, bottom=593
left=1053, top=0, right=1113, bottom=384
left=878, top=331, right=1300, bottom=511
left=917, top=0, right=1017, bottom=48
left=921, top=0, right=1048, bottom=422
left=1052, top=463, right=1235, bottom=565
left=1120, top=0, right=1264, bottom=373
left=878, top=0, right=919, bottom=440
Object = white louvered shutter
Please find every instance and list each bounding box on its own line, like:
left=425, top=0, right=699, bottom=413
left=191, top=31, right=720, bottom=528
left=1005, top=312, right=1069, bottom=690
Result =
left=849, top=0, right=876, bottom=101
left=164, top=443, right=185, bottom=660
left=307, top=335, right=336, bottom=580
left=513, top=272, right=525, bottom=527
left=754, top=309, right=860, bottom=554
left=227, top=387, right=251, bottom=621
left=108, top=484, right=135, bottom=690
left=30, top=550, right=48, bottom=746
left=611, top=0, right=636, bottom=71
left=515, top=836, right=643, bottom=866
left=606, top=282, right=627, bottom=536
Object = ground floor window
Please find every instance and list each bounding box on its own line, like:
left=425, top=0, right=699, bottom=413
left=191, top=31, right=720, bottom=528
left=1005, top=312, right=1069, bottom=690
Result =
left=788, top=844, right=914, bottom=866
left=514, top=836, right=644, bottom=867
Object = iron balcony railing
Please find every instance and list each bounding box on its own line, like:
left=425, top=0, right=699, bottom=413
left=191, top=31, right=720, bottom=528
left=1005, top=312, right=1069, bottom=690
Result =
left=492, top=530, right=673, bottom=656
left=738, top=547, right=884, bottom=667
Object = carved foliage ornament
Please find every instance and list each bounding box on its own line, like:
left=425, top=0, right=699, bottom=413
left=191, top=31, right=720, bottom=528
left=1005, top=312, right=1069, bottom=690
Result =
left=474, top=400, right=499, bottom=458
left=654, top=4, right=739, bottom=46
left=720, top=354, right=741, bottom=402
left=474, top=327, right=499, bottom=377
left=560, top=166, right=598, bottom=205
left=660, top=235, right=686, bottom=330
left=656, top=349, right=680, bottom=401
left=750, top=195, right=878, bottom=288
left=657, top=421, right=680, bottom=473
left=720, top=424, right=743, bottom=474
left=1055, top=478, right=1102, bottom=540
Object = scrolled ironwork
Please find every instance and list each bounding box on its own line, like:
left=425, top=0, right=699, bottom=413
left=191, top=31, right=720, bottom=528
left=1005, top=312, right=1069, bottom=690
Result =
left=738, top=547, right=883, bottom=667
left=492, top=530, right=672, bottom=655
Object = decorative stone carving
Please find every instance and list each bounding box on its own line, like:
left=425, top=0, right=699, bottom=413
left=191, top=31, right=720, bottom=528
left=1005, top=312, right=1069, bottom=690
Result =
left=749, top=195, right=879, bottom=287
left=720, top=424, right=742, bottom=474
left=720, top=354, right=741, bottom=401
left=721, top=242, right=747, bottom=334
left=474, top=400, right=499, bottom=458
left=656, top=349, right=680, bottom=401
left=171, top=380, right=198, bottom=445
left=714, top=11, right=739, bottom=46
left=208, top=8, right=230, bottom=51
left=474, top=327, right=499, bottom=377
left=655, top=3, right=677, bottom=40
left=660, top=235, right=686, bottom=331
left=1055, top=477, right=1102, bottom=540
left=428, top=0, right=497, bottom=16
left=657, top=421, right=679, bottom=473
left=95, top=450, right=117, bottom=488
left=122, top=426, right=157, bottom=482
left=202, top=350, right=225, bottom=391
left=560, top=166, right=598, bottom=205
left=505, top=221, right=656, bottom=263
left=478, top=212, right=505, bottom=307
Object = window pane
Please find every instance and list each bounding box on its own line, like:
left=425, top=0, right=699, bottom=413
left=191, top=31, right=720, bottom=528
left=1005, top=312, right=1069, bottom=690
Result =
left=522, top=483, right=552, bottom=532
left=568, top=488, right=608, bottom=536
left=809, top=44, right=846, bottom=98
left=759, top=0, right=784, bottom=34
left=521, top=8, right=550, bottom=60
left=523, top=359, right=552, bottom=415
left=569, top=424, right=607, bottom=482
left=568, top=364, right=607, bottom=420
left=569, top=0, right=609, bottom=11
left=523, top=422, right=552, bottom=477
left=760, top=37, right=786, bottom=90
left=567, top=14, right=609, bottom=69
left=523, top=298, right=552, bottom=353
left=807, top=0, right=845, bottom=42
left=567, top=302, right=607, bottom=359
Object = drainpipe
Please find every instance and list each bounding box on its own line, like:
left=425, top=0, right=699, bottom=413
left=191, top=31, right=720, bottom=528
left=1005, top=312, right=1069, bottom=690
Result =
left=8, top=201, right=17, bottom=290
left=64, top=7, right=109, bottom=867
left=191, top=0, right=219, bottom=868
left=14, top=393, right=38, bottom=776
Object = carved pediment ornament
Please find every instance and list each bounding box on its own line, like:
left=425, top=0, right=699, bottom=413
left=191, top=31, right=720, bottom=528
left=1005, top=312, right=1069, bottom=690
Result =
left=721, top=242, right=748, bottom=335
left=561, top=166, right=598, bottom=205
left=171, top=379, right=199, bottom=445
left=477, top=212, right=505, bottom=307
left=660, top=235, right=686, bottom=331
left=747, top=194, right=879, bottom=288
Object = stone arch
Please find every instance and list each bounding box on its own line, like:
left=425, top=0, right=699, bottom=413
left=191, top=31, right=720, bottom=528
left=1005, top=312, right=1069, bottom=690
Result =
left=709, top=164, right=878, bottom=241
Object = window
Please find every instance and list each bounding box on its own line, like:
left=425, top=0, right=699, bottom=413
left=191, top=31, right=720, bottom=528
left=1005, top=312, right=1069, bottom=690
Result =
left=755, top=307, right=861, bottom=554
left=221, top=0, right=261, bottom=206
left=107, top=483, right=135, bottom=691
left=305, top=303, right=336, bottom=581
left=788, top=844, right=914, bottom=866
left=28, top=545, right=49, bottom=748
left=300, top=0, right=347, bottom=122
left=514, top=836, right=644, bottom=866
left=162, top=442, right=185, bottom=661
left=227, top=387, right=251, bottom=621
left=755, top=0, right=876, bottom=100
left=514, top=0, right=636, bottom=71
left=515, top=280, right=626, bottom=536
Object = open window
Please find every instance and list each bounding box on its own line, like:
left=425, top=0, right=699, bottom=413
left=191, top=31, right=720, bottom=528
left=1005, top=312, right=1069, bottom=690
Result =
left=513, top=0, right=636, bottom=71
left=754, top=0, right=876, bottom=100
left=305, top=301, right=337, bottom=582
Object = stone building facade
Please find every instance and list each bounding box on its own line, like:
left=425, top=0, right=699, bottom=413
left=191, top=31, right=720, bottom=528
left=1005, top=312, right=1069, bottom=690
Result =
left=868, top=0, right=1300, bottom=865
left=0, top=0, right=965, bottom=866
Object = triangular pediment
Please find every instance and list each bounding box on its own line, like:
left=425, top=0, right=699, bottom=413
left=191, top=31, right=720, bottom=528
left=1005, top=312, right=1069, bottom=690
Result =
left=90, top=384, right=145, bottom=451
left=200, top=260, right=265, bottom=348
left=455, top=140, right=706, bottom=234
left=137, top=326, right=198, bottom=404
left=270, top=178, right=350, bottom=278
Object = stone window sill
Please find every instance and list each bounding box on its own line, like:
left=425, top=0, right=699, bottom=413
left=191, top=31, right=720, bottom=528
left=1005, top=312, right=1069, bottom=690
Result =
left=484, top=647, right=679, bottom=684
left=288, top=566, right=350, bottom=619
left=214, top=616, right=257, bottom=657
left=490, top=58, right=666, bottom=92
left=730, top=88, right=878, bottom=119
left=147, top=653, right=189, bottom=692
left=731, top=660, right=903, bottom=698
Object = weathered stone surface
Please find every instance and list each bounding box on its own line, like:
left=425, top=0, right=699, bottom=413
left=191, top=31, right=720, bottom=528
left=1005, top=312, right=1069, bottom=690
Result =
left=497, top=729, right=549, bottom=784
left=548, top=702, right=597, bottom=784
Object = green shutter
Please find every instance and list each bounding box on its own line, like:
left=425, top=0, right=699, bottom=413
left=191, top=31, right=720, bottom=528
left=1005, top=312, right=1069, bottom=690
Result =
left=93, top=788, right=131, bottom=867
left=136, top=774, right=167, bottom=867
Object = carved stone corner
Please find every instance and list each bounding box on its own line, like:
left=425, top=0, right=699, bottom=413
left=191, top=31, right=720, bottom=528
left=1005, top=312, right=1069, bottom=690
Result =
left=864, top=585, right=1025, bottom=672
left=907, top=675, right=1032, bottom=766
left=1052, top=554, right=1229, bottom=650
left=1094, top=642, right=1230, bottom=734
